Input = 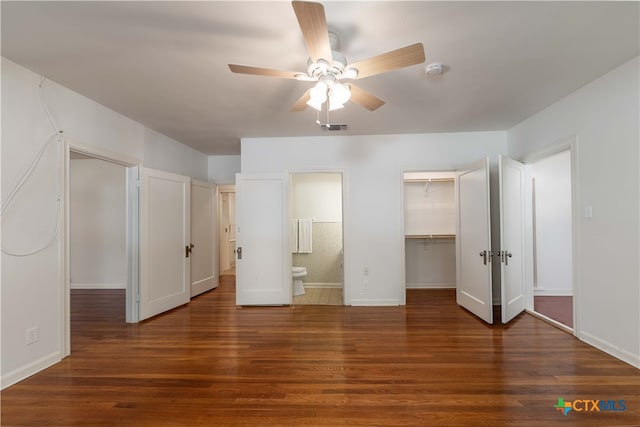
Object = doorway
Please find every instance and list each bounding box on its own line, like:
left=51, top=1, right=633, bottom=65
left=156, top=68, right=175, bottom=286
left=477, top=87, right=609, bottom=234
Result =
left=290, top=173, right=344, bottom=305
left=68, top=150, right=128, bottom=351
left=402, top=171, right=457, bottom=303
left=530, top=150, right=573, bottom=329
left=218, top=185, right=236, bottom=276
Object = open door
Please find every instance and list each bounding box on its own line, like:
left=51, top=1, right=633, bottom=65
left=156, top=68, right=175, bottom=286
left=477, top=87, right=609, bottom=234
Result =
left=499, top=155, right=526, bottom=323
left=191, top=180, right=218, bottom=297
left=236, top=174, right=291, bottom=305
left=456, top=157, right=493, bottom=324
left=236, top=173, right=290, bottom=305
left=139, top=167, right=191, bottom=320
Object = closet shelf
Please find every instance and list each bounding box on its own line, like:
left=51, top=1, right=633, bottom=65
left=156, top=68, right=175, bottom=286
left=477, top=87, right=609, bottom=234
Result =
left=405, top=234, right=456, bottom=240
left=404, top=177, right=455, bottom=183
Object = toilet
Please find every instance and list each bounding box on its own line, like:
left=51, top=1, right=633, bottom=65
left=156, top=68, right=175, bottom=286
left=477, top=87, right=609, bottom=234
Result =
left=292, top=266, right=307, bottom=296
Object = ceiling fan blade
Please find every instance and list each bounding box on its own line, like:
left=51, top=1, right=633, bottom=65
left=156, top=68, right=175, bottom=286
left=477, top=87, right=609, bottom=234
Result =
left=349, top=84, right=385, bottom=111
left=292, top=1, right=333, bottom=64
left=228, top=64, right=301, bottom=79
left=349, top=43, right=425, bottom=80
left=290, top=89, right=311, bottom=112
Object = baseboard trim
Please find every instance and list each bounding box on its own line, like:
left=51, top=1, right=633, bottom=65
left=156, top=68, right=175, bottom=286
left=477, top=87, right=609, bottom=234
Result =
left=2, top=351, right=61, bottom=390
left=526, top=309, right=573, bottom=334
left=191, top=276, right=219, bottom=298
left=534, top=289, right=573, bottom=296
left=405, top=282, right=455, bottom=289
left=304, top=282, right=342, bottom=289
left=350, top=299, right=400, bottom=306
left=70, top=283, right=126, bottom=290
left=579, top=331, right=640, bottom=369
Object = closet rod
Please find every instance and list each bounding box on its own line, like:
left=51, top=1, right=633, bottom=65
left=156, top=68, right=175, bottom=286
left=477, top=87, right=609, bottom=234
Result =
left=404, top=177, right=455, bottom=183
left=405, top=234, right=456, bottom=240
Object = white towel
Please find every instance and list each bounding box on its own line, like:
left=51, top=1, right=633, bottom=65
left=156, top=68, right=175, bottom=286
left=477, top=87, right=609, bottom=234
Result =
left=290, top=219, right=299, bottom=253
left=298, top=218, right=313, bottom=253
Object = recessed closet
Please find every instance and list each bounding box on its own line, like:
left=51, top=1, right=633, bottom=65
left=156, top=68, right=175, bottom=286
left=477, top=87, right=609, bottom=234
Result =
left=403, top=171, right=456, bottom=292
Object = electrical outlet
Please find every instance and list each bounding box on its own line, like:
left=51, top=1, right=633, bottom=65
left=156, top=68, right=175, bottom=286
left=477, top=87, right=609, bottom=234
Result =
left=363, top=280, right=368, bottom=290
left=363, top=267, right=369, bottom=276
left=26, top=327, right=39, bottom=345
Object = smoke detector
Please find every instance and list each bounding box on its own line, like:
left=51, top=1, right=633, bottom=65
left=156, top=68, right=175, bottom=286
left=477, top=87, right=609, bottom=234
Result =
left=425, top=63, right=444, bottom=76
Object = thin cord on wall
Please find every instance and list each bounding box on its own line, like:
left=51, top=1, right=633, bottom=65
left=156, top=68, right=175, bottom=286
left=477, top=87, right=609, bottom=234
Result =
left=1, top=77, right=63, bottom=257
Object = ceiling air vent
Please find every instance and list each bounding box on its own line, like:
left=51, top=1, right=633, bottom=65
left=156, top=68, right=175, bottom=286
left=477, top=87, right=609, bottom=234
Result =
left=321, top=124, right=348, bottom=131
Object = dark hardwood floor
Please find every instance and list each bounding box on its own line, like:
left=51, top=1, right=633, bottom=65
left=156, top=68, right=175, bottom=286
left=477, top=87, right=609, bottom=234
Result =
left=535, top=296, right=573, bottom=328
left=1, top=278, right=638, bottom=426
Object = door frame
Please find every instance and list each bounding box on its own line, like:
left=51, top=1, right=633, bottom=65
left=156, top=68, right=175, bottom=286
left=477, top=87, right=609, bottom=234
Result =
left=521, top=136, right=579, bottom=335
left=289, top=170, right=348, bottom=305
left=62, top=138, right=141, bottom=357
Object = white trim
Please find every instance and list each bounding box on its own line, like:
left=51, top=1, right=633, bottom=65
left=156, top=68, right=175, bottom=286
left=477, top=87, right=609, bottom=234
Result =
left=304, top=282, right=342, bottom=289
left=350, top=299, right=400, bottom=306
left=579, top=331, right=640, bottom=369
left=67, top=137, right=141, bottom=167
left=533, top=289, right=573, bottom=296
left=191, top=276, right=218, bottom=298
left=405, top=282, right=456, bottom=289
left=1, top=351, right=61, bottom=390
left=526, top=309, right=573, bottom=334
left=70, top=283, right=126, bottom=289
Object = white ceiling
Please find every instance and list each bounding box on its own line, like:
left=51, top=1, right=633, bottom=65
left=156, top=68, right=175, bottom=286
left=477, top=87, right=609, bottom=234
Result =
left=2, top=1, right=638, bottom=155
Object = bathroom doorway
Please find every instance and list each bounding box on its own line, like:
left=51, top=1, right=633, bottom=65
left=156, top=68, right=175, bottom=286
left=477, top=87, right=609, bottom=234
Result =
left=290, top=172, right=344, bottom=305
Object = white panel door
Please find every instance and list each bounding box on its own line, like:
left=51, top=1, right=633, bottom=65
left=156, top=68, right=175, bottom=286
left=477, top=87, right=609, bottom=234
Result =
left=139, top=167, right=190, bottom=320
left=236, top=173, right=290, bottom=305
left=499, top=156, right=526, bottom=323
left=456, top=157, right=493, bottom=324
left=191, top=180, right=218, bottom=297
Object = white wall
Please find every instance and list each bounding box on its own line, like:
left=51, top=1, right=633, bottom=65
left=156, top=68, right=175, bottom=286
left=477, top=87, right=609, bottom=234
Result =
left=143, top=128, right=208, bottom=181
left=242, top=132, right=508, bottom=305
left=532, top=151, right=572, bottom=295
left=291, top=173, right=342, bottom=222
left=208, top=155, right=241, bottom=184
left=1, top=58, right=208, bottom=388
left=70, top=158, right=126, bottom=288
left=508, top=56, right=639, bottom=368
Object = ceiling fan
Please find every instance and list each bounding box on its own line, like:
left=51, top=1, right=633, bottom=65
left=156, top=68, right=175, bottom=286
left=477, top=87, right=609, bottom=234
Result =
left=228, top=1, right=426, bottom=113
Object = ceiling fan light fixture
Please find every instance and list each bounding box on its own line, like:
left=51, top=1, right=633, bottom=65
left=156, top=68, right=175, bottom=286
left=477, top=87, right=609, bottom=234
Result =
left=341, top=67, right=358, bottom=80
left=307, top=81, right=328, bottom=110
left=329, top=82, right=351, bottom=106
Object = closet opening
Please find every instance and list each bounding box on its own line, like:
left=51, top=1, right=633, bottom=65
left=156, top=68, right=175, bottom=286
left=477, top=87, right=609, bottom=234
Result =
left=290, top=172, right=344, bottom=305
left=403, top=171, right=456, bottom=303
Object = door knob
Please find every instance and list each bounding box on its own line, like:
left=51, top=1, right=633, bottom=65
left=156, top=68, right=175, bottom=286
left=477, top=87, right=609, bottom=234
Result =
left=237, top=247, right=242, bottom=260
left=479, top=250, right=487, bottom=265
left=505, top=251, right=512, bottom=266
